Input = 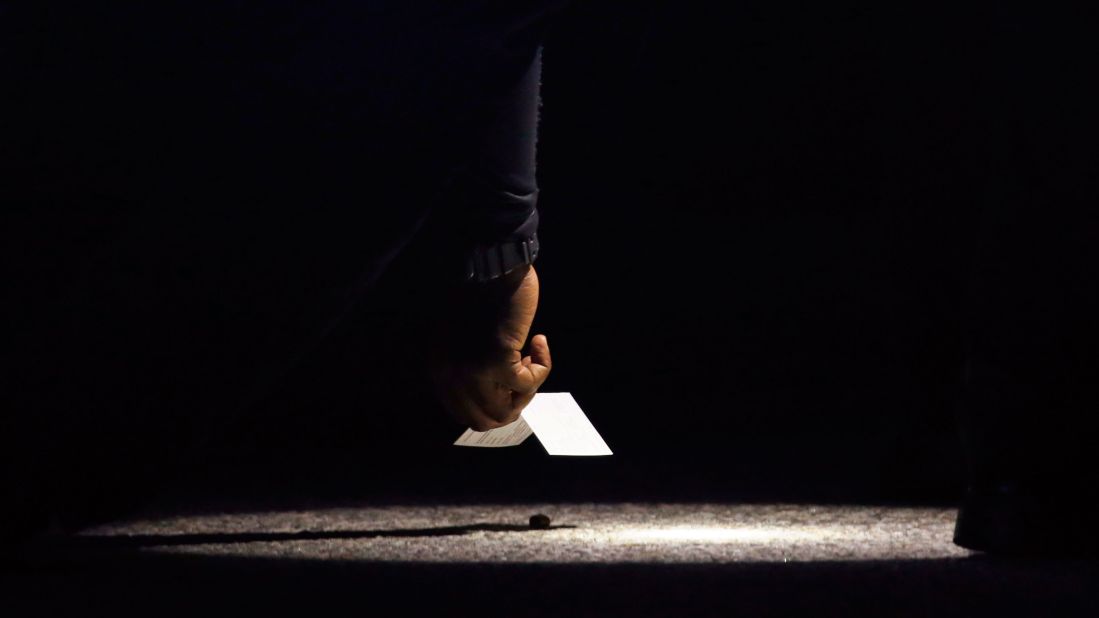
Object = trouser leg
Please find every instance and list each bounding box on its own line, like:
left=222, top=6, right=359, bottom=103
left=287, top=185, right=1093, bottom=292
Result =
left=954, top=11, right=1099, bottom=551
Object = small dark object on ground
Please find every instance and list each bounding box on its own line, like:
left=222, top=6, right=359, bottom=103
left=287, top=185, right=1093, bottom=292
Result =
left=529, top=514, right=551, bottom=529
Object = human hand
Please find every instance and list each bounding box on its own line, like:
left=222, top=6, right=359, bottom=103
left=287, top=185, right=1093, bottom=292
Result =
left=427, top=265, right=552, bottom=431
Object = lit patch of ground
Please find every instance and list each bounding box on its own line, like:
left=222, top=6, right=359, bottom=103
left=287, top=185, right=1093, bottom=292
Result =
left=82, top=503, right=971, bottom=563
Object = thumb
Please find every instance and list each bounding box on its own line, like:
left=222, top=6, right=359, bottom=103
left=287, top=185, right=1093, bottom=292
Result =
left=505, top=334, right=552, bottom=396
left=529, top=334, right=551, bottom=370
left=509, top=334, right=552, bottom=413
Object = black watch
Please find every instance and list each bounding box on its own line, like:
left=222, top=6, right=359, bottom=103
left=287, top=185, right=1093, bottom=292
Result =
left=463, top=234, right=540, bottom=283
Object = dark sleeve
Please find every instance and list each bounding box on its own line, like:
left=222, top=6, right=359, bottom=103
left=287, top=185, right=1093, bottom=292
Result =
left=444, top=44, right=544, bottom=246
left=428, top=2, right=570, bottom=250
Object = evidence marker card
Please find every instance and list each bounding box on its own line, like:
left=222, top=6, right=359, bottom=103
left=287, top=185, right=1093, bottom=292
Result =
left=453, top=392, right=612, bottom=456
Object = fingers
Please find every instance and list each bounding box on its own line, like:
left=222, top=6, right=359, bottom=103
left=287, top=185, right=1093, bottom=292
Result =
left=464, top=404, right=510, bottom=432
left=434, top=335, right=553, bottom=430
left=509, top=387, right=538, bottom=417
left=435, top=364, right=518, bottom=430
left=470, top=375, right=517, bottom=423
left=436, top=375, right=511, bottom=432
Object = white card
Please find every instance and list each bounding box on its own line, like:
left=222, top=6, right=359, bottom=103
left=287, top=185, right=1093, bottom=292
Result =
left=453, top=417, right=534, bottom=448
left=453, top=392, right=612, bottom=456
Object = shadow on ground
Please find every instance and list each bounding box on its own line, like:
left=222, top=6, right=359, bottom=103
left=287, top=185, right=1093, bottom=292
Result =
left=46, top=522, right=576, bottom=550
left=5, top=524, right=1098, bottom=617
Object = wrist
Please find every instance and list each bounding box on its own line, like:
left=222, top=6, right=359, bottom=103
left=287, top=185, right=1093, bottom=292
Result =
left=463, top=234, right=539, bottom=284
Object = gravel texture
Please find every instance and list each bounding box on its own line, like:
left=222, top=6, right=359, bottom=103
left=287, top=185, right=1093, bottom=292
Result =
left=8, top=503, right=1099, bottom=617
left=79, top=503, right=970, bottom=563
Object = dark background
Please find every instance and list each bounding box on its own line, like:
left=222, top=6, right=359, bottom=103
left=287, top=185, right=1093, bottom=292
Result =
left=9, top=2, right=1094, bottom=516
left=179, top=1, right=1060, bottom=509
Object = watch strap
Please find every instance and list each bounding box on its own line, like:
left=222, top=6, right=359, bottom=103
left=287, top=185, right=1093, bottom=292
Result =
left=464, top=234, right=540, bottom=283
